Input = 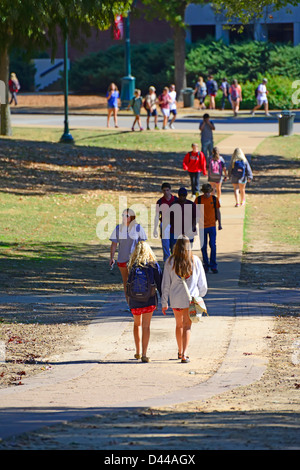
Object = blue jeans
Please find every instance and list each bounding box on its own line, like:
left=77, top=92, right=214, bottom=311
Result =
left=189, top=172, right=200, bottom=195
left=200, top=226, right=217, bottom=270
left=201, top=140, right=213, bottom=165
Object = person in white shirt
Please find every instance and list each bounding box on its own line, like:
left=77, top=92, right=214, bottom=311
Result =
left=161, top=235, right=207, bottom=363
left=251, top=78, right=271, bottom=116
left=168, top=84, right=177, bottom=129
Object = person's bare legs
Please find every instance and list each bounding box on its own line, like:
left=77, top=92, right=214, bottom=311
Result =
left=173, top=308, right=192, bottom=359
left=107, top=108, right=113, bottom=127
left=118, top=266, right=129, bottom=304
left=113, top=107, right=118, bottom=127
left=233, top=183, right=240, bottom=206
left=133, top=311, right=153, bottom=359
left=239, top=183, right=246, bottom=205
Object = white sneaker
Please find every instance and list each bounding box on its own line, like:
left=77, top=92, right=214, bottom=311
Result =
left=251, top=111, right=255, bottom=116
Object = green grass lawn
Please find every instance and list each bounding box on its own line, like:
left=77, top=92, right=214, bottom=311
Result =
left=0, top=127, right=228, bottom=294
left=241, top=134, right=300, bottom=289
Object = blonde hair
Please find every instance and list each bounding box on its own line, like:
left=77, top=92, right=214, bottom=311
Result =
left=230, top=147, right=247, bottom=168
left=128, top=241, right=157, bottom=271
left=169, top=235, right=193, bottom=278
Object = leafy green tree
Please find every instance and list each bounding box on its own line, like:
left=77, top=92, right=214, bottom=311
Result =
left=0, top=0, right=133, bottom=135
left=140, top=0, right=299, bottom=98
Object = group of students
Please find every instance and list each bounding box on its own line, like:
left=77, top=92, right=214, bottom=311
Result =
left=106, top=82, right=177, bottom=130
left=194, top=75, right=271, bottom=117
left=109, top=144, right=253, bottom=363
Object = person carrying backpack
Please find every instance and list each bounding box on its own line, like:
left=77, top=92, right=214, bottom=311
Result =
left=228, top=148, right=253, bottom=207
left=208, top=146, right=227, bottom=202
left=127, top=241, right=162, bottom=363
left=182, top=143, right=207, bottom=197
left=195, top=183, right=222, bottom=274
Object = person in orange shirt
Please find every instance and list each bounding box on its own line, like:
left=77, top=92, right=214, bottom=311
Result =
left=195, top=183, right=222, bottom=273
left=182, top=143, right=207, bottom=197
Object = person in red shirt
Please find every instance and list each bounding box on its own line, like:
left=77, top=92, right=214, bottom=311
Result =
left=153, top=182, right=178, bottom=261
left=182, top=143, right=207, bottom=197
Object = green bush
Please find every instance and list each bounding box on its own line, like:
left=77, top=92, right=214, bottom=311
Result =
left=69, top=41, right=175, bottom=95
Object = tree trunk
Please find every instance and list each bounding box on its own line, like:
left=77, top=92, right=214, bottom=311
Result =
left=0, top=46, right=12, bottom=136
left=173, top=22, right=187, bottom=101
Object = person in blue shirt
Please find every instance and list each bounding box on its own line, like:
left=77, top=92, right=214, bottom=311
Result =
left=106, top=82, right=120, bottom=128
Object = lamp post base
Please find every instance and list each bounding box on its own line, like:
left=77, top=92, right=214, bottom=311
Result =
left=120, top=75, right=136, bottom=109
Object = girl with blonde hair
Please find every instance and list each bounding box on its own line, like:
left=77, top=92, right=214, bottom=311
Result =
left=109, top=209, right=147, bottom=304
left=161, top=236, right=207, bottom=363
left=127, top=241, right=162, bottom=363
left=228, top=148, right=253, bottom=207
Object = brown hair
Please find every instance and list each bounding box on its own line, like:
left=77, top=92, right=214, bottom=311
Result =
left=170, top=236, right=193, bottom=278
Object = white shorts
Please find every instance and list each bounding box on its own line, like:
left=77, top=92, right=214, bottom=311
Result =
left=257, top=98, right=268, bottom=106
left=161, top=108, right=170, bottom=117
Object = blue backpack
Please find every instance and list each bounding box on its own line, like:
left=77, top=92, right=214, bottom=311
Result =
left=126, top=265, right=156, bottom=302
left=232, top=160, right=246, bottom=179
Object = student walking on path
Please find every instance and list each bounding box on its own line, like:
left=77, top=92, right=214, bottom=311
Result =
left=153, top=182, right=178, bottom=262
left=207, top=146, right=227, bottom=202
left=128, top=89, right=144, bottom=131
left=145, top=86, right=159, bottom=130
left=170, top=187, right=197, bottom=248
left=127, top=241, right=162, bottom=363
left=109, top=209, right=147, bottom=303
left=106, top=83, right=120, bottom=128
left=161, top=236, right=207, bottom=363
left=228, top=148, right=253, bottom=207
left=199, top=113, right=215, bottom=165
left=195, top=183, right=222, bottom=274
left=229, top=79, right=242, bottom=116
left=168, top=84, right=177, bottom=129
left=182, top=143, right=207, bottom=197
left=158, top=87, right=172, bottom=130
left=251, top=78, right=271, bottom=117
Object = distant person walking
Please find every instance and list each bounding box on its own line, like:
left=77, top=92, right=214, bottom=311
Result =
left=194, top=76, right=207, bottom=110
left=106, top=82, right=120, bottom=128
left=251, top=78, right=271, bottom=116
left=153, top=182, right=178, bottom=262
left=228, top=148, right=253, bottom=207
left=206, top=75, right=218, bottom=110
left=109, top=209, right=147, bottom=303
left=182, top=143, right=207, bottom=197
left=128, top=88, right=144, bottom=131
left=229, top=79, right=242, bottom=116
left=207, top=146, right=227, bottom=202
left=195, top=183, right=222, bottom=274
left=199, top=113, right=215, bottom=165
left=161, top=235, right=208, bottom=363
left=220, top=77, right=231, bottom=110
left=168, top=84, right=177, bottom=129
left=158, top=87, right=172, bottom=130
left=9, top=73, right=20, bottom=106
left=127, top=241, right=162, bottom=363
left=144, top=86, right=159, bottom=130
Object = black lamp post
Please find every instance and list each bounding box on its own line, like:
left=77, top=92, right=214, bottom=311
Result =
left=60, top=20, right=74, bottom=144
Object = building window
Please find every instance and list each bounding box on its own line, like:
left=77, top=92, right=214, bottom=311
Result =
left=191, top=25, right=216, bottom=42
left=229, top=24, right=254, bottom=42
left=267, top=23, right=293, bottom=43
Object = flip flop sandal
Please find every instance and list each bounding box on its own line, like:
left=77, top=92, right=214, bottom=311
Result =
left=141, top=356, right=150, bottom=363
left=134, top=354, right=141, bottom=359
left=181, top=356, right=190, bottom=363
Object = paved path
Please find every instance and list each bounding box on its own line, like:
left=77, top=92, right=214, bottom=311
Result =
left=0, top=130, right=297, bottom=441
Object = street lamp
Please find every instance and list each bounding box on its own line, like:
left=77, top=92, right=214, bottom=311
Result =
left=60, top=20, right=74, bottom=144
left=120, top=12, right=135, bottom=109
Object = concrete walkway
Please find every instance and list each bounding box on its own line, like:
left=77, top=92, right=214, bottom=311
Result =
left=1, top=130, right=295, bottom=440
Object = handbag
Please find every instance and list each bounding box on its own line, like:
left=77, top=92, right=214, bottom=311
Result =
left=181, top=277, right=208, bottom=323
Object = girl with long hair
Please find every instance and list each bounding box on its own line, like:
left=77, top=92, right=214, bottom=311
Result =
left=161, top=236, right=207, bottom=363
left=207, top=146, right=227, bottom=201
left=228, top=148, right=253, bottom=207
left=127, top=241, right=162, bottom=362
